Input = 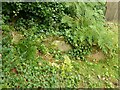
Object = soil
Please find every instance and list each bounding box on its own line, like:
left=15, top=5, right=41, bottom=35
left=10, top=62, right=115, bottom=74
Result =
left=87, top=50, right=105, bottom=63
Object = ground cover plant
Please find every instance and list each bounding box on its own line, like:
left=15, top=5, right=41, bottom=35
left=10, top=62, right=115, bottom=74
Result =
left=1, top=2, right=119, bottom=88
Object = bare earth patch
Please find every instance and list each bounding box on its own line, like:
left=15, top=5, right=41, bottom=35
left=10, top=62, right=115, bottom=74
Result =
left=87, top=50, right=105, bottom=63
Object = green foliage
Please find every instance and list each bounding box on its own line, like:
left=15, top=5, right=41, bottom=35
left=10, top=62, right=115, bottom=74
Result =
left=2, top=2, right=65, bottom=32
left=49, top=48, right=63, bottom=60
left=2, top=24, right=80, bottom=88
left=61, top=2, right=116, bottom=59
left=38, top=44, right=48, bottom=55
left=2, top=2, right=118, bottom=88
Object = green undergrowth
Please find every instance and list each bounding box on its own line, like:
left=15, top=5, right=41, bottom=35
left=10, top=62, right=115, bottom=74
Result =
left=73, top=55, right=118, bottom=88
left=1, top=22, right=118, bottom=88
left=1, top=2, right=119, bottom=88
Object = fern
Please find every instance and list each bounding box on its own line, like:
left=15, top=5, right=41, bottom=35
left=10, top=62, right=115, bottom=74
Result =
left=61, top=2, right=115, bottom=59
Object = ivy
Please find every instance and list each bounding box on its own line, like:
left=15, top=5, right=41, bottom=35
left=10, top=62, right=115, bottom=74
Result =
left=2, top=2, right=118, bottom=88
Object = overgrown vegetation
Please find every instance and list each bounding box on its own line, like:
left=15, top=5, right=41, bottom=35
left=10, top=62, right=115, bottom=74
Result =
left=1, top=2, right=118, bottom=88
